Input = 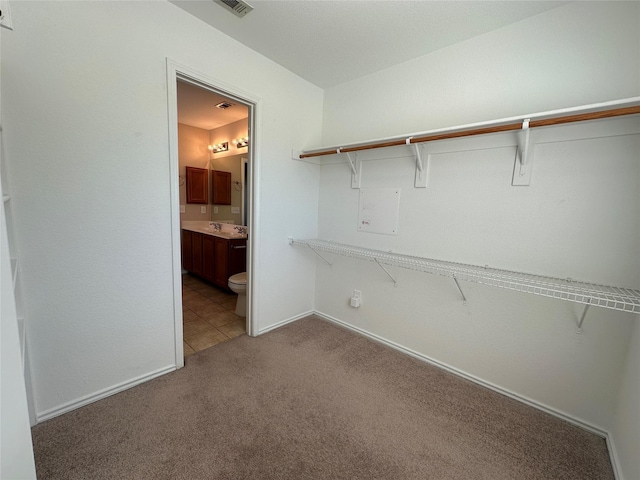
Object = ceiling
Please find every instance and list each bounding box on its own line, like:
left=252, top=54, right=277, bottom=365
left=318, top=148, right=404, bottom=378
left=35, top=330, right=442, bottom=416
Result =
left=170, top=0, right=568, bottom=89
left=177, top=80, right=249, bottom=130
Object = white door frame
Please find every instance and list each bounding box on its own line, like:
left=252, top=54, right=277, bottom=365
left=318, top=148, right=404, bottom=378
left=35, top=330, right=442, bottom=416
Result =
left=166, top=59, right=260, bottom=368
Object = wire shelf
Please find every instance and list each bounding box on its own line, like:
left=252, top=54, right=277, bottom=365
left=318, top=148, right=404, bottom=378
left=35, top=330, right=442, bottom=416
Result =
left=292, top=239, right=640, bottom=314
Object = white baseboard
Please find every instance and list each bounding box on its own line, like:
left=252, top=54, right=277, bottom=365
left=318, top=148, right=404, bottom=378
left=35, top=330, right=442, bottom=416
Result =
left=606, top=435, right=624, bottom=480
left=313, top=310, right=610, bottom=439
left=36, top=365, right=176, bottom=423
left=257, top=310, right=315, bottom=335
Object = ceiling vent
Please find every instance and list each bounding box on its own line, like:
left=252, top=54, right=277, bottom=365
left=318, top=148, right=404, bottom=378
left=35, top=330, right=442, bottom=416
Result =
left=215, top=102, right=234, bottom=109
left=214, top=0, right=253, bottom=18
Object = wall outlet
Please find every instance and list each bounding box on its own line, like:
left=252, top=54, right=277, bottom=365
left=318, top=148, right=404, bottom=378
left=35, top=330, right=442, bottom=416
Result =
left=180, top=205, right=185, bottom=214
left=214, top=207, right=219, bottom=214
left=0, top=0, right=13, bottom=30
left=231, top=206, right=240, bottom=214
left=200, top=206, right=207, bottom=214
left=350, top=290, right=362, bottom=308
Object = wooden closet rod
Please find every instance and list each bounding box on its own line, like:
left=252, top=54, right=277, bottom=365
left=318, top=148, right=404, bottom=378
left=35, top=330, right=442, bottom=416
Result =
left=299, top=105, right=640, bottom=159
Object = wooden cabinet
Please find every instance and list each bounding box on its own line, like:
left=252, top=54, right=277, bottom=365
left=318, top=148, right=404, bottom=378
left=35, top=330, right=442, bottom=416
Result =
left=213, top=237, right=229, bottom=286
left=191, top=231, right=203, bottom=276
left=202, top=235, right=215, bottom=282
left=182, top=229, right=246, bottom=290
left=186, top=166, right=208, bottom=204
left=213, top=237, right=245, bottom=288
left=181, top=230, right=193, bottom=272
left=211, top=170, right=231, bottom=205
left=228, top=238, right=247, bottom=280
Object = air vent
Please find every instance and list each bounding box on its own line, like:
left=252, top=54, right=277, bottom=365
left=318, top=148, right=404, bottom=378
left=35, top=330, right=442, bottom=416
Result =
left=214, top=0, right=253, bottom=18
left=215, top=102, right=234, bottom=109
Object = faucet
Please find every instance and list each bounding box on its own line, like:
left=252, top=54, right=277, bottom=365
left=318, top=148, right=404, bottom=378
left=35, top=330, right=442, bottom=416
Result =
left=233, top=226, right=247, bottom=235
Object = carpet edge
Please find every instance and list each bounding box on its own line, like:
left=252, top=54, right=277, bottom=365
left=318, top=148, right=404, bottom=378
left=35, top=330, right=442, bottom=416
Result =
left=35, top=364, right=177, bottom=424
left=313, top=310, right=610, bottom=439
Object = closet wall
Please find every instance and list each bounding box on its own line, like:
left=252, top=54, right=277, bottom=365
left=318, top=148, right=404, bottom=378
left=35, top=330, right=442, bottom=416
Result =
left=322, top=2, right=639, bottom=145
left=309, top=2, right=639, bottom=477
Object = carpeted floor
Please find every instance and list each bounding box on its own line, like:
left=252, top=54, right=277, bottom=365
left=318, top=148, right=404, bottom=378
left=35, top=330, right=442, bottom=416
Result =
left=32, top=316, right=614, bottom=479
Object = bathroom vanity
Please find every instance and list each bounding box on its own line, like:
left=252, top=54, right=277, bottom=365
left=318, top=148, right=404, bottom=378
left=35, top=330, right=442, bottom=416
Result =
left=181, top=223, right=246, bottom=290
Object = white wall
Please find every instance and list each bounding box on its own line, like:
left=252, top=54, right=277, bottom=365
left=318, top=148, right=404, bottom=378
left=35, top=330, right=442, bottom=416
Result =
left=312, top=0, right=640, bottom=457
left=321, top=1, right=640, bottom=146
left=611, top=321, right=640, bottom=480
left=1, top=1, right=323, bottom=419
left=0, top=27, right=37, bottom=475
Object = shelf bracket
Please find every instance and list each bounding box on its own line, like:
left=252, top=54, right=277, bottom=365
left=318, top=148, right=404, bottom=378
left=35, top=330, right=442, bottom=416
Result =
left=374, top=258, right=398, bottom=287
left=576, top=299, right=591, bottom=332
left=342, top=150, right=361, bottom=189
left=409, top=139, right=428, bottom=188
left=512, top=118, right=534, bottom=186
left=308, top=245, right=333, bottom=267
left=453, top=276, right=467, bottom=304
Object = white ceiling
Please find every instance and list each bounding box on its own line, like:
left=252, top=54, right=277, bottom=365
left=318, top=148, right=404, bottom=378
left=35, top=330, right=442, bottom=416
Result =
left=177, top=80, right=249, bottom=130
left=170, top=0, right=568, bottom=89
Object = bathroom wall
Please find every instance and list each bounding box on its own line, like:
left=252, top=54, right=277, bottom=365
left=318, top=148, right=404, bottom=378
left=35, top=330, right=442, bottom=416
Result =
left=310, top=1, right=640, bottom=470
left=210, top=118, right=248, bottom=160
left=210, top=118, right=248, bottom=225
left=178, top=123, right=211, bottom=221
left=2, top=1, right=323, bottom=419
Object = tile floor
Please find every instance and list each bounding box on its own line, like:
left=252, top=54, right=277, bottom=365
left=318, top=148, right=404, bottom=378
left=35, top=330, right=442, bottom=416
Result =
left=182, top=273, right=246, bottom=356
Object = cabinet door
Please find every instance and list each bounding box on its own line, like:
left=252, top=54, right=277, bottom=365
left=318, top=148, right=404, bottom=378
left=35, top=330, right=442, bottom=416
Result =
left=211, top=170, right=231, bottom=205
left=202, top=235, right=215, bottom=282
left=186, top=167, right=208, bottom=204
left=191, top=232, right=203, bottom=276
left=229, top=239, right=247, bottom=277
left=213, top=237, right=229, bottom=287
left=181, top=230, right=192, bottom=272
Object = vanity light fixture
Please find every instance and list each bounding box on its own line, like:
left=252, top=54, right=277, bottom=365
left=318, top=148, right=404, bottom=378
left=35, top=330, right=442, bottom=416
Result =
left=208, top=142, right=228, bottom=153
left=233, top=136, right=249, bottom=148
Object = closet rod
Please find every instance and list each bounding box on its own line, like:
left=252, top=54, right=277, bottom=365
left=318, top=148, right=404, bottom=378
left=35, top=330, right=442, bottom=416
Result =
left=299, top=104, right=640, bottom=159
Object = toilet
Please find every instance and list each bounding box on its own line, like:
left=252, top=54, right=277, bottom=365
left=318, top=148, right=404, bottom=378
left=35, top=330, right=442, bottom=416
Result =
left=228, top=272, right=247, bottom=317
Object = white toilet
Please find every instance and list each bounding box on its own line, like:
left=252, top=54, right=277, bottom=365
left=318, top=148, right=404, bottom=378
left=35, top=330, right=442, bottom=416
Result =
left=228, top=272, right=247, bottom=317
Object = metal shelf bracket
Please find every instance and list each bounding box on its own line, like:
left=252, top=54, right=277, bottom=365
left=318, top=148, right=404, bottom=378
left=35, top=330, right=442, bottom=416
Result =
left=374, top=258, right=398, bottom=287
left=576, top=298, right=591, bottom=333
left=309, top=245, right=333, bottom=267
left=409, top=139, right=428, bottom=188
left=342, top=150, right=361, bottom=189
left=512, top=118, right=534, bottom=186
left=290, top=236, right=333, bottom=266
left=453, top=276, right=468, bottom=305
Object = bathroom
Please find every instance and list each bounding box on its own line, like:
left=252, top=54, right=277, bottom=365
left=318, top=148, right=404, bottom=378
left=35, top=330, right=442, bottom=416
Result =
left=177, top=80, right=250, bottom=354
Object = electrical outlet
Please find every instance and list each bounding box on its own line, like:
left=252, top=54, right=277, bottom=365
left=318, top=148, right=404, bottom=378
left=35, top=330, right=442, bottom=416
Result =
left=180, top=205, right=185, bottom=214
left=0, top=0, right=13, bottom=30
left=350, top=290, right=362, bottom=308
left=201, top=206, right=207, bottom=214
left=214, top=207, right=219, bottom=214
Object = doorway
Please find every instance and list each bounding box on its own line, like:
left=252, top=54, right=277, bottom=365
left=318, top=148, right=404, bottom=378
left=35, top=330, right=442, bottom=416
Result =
left=167, top=61, right=258, bottom=368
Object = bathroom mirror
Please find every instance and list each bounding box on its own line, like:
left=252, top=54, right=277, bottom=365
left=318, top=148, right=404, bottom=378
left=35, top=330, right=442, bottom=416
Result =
left=210, top=154, right=246, bottom=225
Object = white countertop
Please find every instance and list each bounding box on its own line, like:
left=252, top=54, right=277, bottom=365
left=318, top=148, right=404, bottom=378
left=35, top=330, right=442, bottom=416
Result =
left=181, top=221, right=247, bottom=240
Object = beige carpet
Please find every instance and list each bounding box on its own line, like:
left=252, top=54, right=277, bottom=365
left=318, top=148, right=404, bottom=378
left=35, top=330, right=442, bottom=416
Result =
left=32, top=316, right=614, bottom=479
